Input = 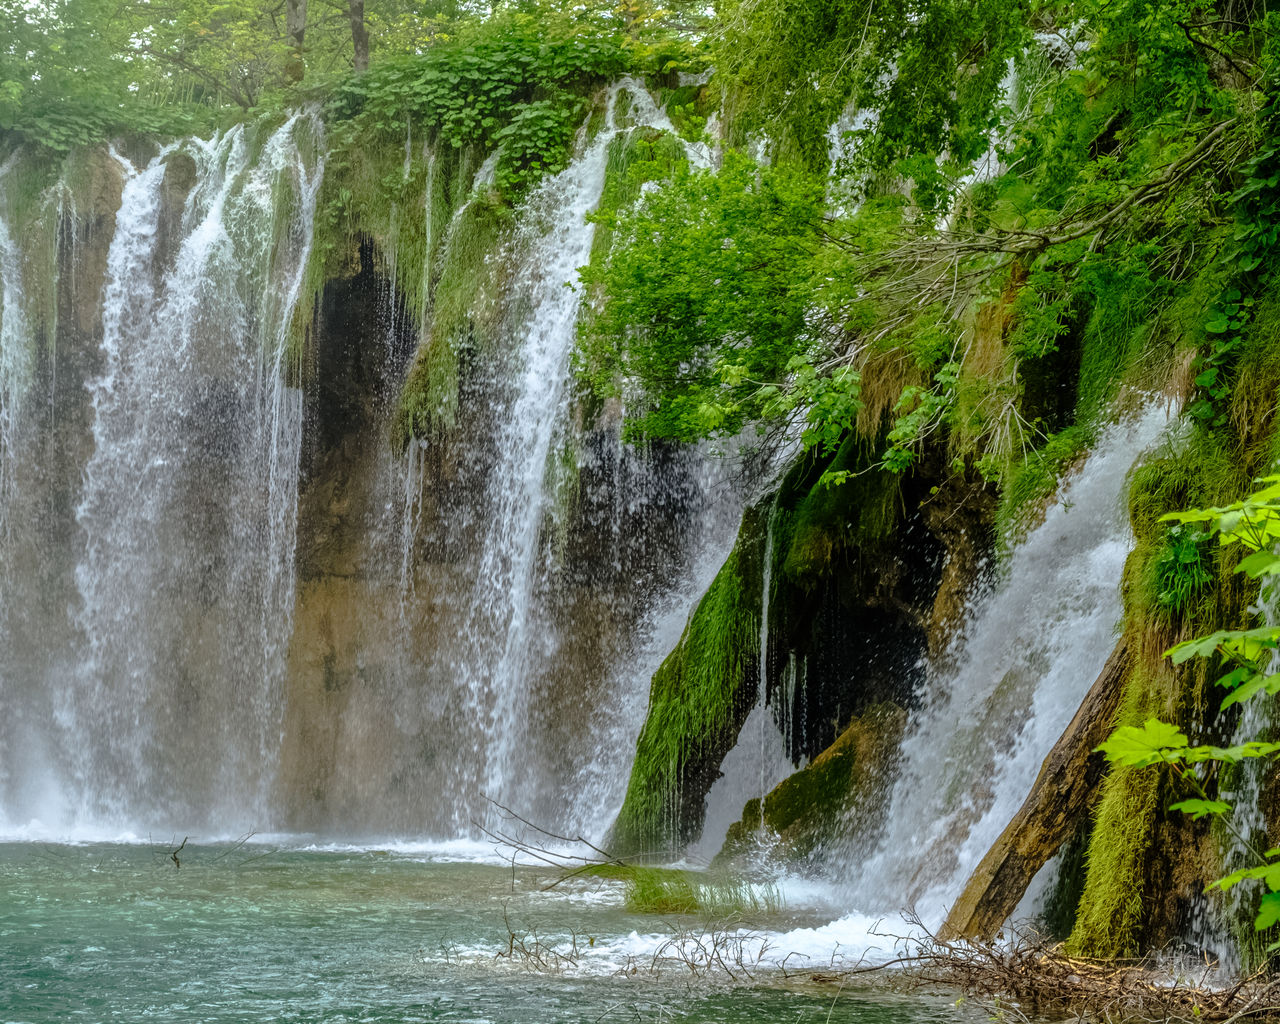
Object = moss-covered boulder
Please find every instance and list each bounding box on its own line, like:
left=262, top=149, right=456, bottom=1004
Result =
left=716, top=702, right=908, bottom=867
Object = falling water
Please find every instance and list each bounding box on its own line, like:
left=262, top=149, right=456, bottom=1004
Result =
left=0, top=154, right=32, bottom=524
left=5, top=113, right=328, bottom=834
left=0, top=153, right=37, bottom=824
left=833, top=403, right=1172, bottom=923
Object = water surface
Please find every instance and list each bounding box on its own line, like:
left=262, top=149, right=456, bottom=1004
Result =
left=0, top=840, right=981, bottom=1023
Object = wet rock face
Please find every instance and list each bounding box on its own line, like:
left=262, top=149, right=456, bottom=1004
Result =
left=761, top=444, right=953, bottom=764
left=280, top=248, right=416, bottom=830
left=296, top=241, right=415, bottom=582
left=281, top=240, right=712, bottom=835
left=10, top=152, right=123, bottom=670
left=154, top=152, right=197, bottom=281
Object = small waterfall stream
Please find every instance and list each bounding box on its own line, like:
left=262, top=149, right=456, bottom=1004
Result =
left=0, top=153, right=32, bottom=523
left=693, top=502, right=793, bottom=863
left=840, top=404, right=1172, bottom=923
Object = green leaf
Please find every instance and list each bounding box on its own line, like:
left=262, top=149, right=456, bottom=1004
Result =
left=1210, top=862, right=1280, bottom=893
left=1257, top=893, right=1280, bottom=930
left=1221, top=673, right=1280, bottom=710
left=1169, top=798, right=1231, bottom=820
left=1097, top=718, right=1189, bottom=767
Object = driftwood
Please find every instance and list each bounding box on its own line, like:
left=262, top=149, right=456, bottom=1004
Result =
left=838, top=914, right=1280, bottom=1024
left=939, top=640, right=1132, bottom=941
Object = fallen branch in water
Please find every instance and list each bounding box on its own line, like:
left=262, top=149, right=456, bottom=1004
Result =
left=473, top=796, right=646, bottom=888
left=822, top=912, right=1279, bottom=1023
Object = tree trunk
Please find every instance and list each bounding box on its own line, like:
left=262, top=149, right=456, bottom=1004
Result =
left=348, top=0, right=369, bottom=74
left=285, top=0, right=307, bottom=82
left=937, top=640, right=1131, bottom=941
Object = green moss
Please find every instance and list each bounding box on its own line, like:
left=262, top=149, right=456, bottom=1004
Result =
left=610, top=506, right=767, bottom=857
left=1, top=146, right=63, bottom=341
left=772, top=435, right=900, bottom=585
left=718, top=702, right=907, bottom=864
left=298, top=135, right=489, bottom=363
left=613, top=87, right=635, bottom=130
left=1067, top=649, right=1194, bottom=958
left=393, top=191, right=508, bottom=445
left=1064, top=758, right=1163, bottom=957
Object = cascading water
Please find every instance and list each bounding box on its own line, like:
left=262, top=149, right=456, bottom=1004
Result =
left=829, top=404, right=1172, bottom=925
left=0, top=82, right=1168, bottom=926
left=0, top=113, right=325, bottom=835
left=468, top=81, right=729, bottom=829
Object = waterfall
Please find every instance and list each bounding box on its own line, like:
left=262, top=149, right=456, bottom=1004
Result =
left=0, top=154, right=36, bottom=823
left=3, top=80, right=1164, bottom=874
left=692, top=500, right=794, bottom=863
left=835, top=403, right=1172, bottom=923
left=0, top=114, right=326, bottom=835
left=439, top=80, right=727, bottom=830
left=268, top=80, right=736, bottom=840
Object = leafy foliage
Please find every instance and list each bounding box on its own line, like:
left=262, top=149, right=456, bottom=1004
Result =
left=714, top=0, right=1031, bottom=178
left=1098, top=476, right=1280, bottom=946
left=579, top=153, right=849, bottom=447
left=1152, top=523, right=1214, bottom=613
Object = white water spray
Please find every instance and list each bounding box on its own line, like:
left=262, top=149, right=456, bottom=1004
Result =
left=838, top=404, right=1172, bottom=925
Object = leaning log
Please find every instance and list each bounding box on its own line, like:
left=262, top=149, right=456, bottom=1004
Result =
left=938, top=640, right=1131, bottom=941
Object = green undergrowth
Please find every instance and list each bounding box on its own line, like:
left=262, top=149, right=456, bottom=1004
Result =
left=1063, top=311, right=1280, bottom=957
left=994, top=242, right=1209, bottom=546
left=609, top=504, right=767, bottom=857
left=651, top=82, right=713, bottom=145
left=581, top=864, right=783, bottom=916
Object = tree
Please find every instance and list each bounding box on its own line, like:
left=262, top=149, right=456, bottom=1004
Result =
left=348, top=0, right=370, bottom=72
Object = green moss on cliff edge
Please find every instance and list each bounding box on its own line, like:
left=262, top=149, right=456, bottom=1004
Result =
left=609, top=504, right=767, bottom=857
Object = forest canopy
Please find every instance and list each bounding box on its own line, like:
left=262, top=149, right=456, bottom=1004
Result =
left=6, top=0, right=1280, bottom=491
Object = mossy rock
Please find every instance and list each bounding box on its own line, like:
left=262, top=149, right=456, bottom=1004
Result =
left=716, top=701, right=907, bottom=867
left=608, top=501, right=769, bottom=858
left=771, top=434, right=902, bottom=586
